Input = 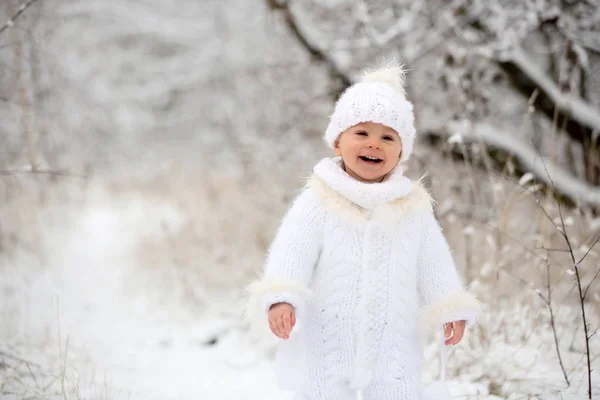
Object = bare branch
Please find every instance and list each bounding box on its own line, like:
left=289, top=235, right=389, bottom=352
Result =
left=577, top=235, right=600, bottom=267
left=0, top=168, right=86, bottom=178
left=543, top=256, right=570, bottom=386
left=0, top=349, right=42, bottom=368
left=557, top=204, right=576, bottom=262
left=0, top=0, right=41, bottom=37
left=527, top=145, right=572, bottom=388
left=500, top=266, right=540, bottom=298
left=0, top=41, right=18, bottom=50
left=534, top=196, right=562, bottom=234
left=535, top=139, right=593, bottom=399
left=583, top=265, right=600, bottom=301
left=535, top=246, right=570, bottom=253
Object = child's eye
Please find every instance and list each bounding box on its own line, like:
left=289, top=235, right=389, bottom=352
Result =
left=383, top=135, right=394, bottom=141
left=356, top=131, right=368, bottom=136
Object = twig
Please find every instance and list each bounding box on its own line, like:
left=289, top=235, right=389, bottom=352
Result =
left=566, top=234, right=592, bottom=399
left=504, top=242, right=570, bottom=389
left=577, top=235, right=600, bottom=266
left=538, top=149, right=594, bottom=399
left=583, top=265, right=600, bottom=301
left=457, top=124, right=484, bottom=209
left=0, top=169, right=86, bottom=178
left=543, top=256, right=570, bottom=386
left=25, top=362, right=40, bottom=389
left=0, top=41, right=18, bottom=50
left=489, top=137, right=599, bottom=396
left=56, top=297, right=69, bottom=400
left=0, top=350, right=42, bottom=369
left=535, top=246, right=570, bottom=253
left=0, top=0, right=41, bottom=37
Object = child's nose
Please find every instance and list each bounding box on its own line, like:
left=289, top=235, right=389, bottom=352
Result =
left=367, top=141, right=381, bottom=149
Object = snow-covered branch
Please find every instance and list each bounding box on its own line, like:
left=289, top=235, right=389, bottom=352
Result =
left=0, top=168, right=85, bottom=177
left=267, top=0, right=351, bottom=87
left=425, top=119, right=600, bottom=207
left=0, top=0, right=40, bottom=37
left=498, top=46, right=600, bottom=135
left=353, top=0, right=418, bottom=47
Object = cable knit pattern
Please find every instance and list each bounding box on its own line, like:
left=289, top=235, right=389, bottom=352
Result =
left=245, top=157, right=481, bottom=398
left=243, top=190, right=323, bottom=335
left=417, top=212, right=481, bottom=329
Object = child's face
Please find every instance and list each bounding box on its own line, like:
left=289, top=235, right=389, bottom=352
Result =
left=334, top=122, right=402, bottom=183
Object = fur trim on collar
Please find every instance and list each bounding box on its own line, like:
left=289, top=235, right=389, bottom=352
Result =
left=306, top=174, right=434, bottom=222
left=313, top=157, right=414, bottom=210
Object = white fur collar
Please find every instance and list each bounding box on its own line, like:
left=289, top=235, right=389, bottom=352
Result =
left=312, top=157, right=415, bottom=210
left=307, top=157, right=434, bottom=222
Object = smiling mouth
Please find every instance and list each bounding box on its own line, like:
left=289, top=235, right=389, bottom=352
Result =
left=359, top=156, right=383, bottom=163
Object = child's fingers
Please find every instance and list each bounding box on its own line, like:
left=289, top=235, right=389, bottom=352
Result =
left=445, top=330, right=459, bottom=344
left=272, top=315, right=284, bottom=338
left=453, top=322, right=466, bottom=343
left=444, top=323, right=454, bottom=339
left=445, top=321, right=466, bottom=345
left=277, top=314, right=286, bottom=338
left=274, top=318, right=283, bottom=338
left=290, top=311, right=296, bottom=329
left=446, top=330, right=463, bottom=345
left=282, top=313, right=292, bottom=337
left=269, top=319, right=280, bottom=338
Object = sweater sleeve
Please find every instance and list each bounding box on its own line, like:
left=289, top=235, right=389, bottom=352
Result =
left=244, top=188, right=323, bottom=332
left=417, top=210, right=480, bottom=330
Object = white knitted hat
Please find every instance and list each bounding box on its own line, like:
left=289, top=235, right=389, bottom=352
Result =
left=324, top=63, right=416, bottom=162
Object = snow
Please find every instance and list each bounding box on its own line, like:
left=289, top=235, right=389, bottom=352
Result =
left=0, top=184, right=289, bottom=400
left=1, top=179, right=598, bottom=399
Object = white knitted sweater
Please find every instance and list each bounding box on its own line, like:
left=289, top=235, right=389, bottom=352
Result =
left=246, top=157, right=480, bottom=391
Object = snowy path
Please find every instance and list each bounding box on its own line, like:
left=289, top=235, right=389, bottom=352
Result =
left=0, top=191, right=286, bottom=399
left=75, top=314, right=293, bottom=400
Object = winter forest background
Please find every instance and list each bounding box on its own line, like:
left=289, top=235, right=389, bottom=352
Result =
left=1, top=0, right=600, bottom=399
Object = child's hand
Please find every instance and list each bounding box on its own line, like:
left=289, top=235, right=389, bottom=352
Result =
left=268, top=302, right=296, bottom=340
left=444, top=320, right=466, bottom=345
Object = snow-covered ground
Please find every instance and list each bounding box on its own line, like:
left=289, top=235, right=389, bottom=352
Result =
left=1, top=175, right=598, bottom=400
left=0, top=181, right=287, bottom=400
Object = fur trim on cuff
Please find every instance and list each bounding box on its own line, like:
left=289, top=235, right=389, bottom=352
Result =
left=243, top=278, right=313, bottom=333
left=420, top=290, right=481, bottom=331
left=261, top=292, right=302, bottom=314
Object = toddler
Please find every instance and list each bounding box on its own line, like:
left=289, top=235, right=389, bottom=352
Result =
left=246, top=62, right=480, bottom=400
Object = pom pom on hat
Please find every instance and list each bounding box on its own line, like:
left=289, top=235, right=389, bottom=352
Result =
left=324, top=61, right=416, bottom=163
left=360, top=62, right=407, bottom=95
